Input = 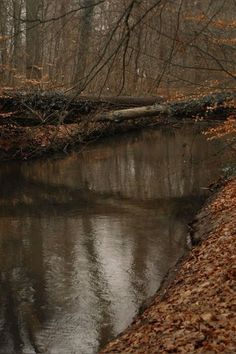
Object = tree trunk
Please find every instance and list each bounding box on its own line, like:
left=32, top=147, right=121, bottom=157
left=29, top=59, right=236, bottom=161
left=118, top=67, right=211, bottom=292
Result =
left=93, top=104, right=170, bottom=122
left=0, top=92, right=234, bottom=126
left=73, top=0, right=96, bottom=88
left=95, top=96, right=164, bottom=106
left=25, top=0, right=42, bottom=80
left=0, top=0, right=8, bottom=83
left=93, top=92, right=236, bottom=122
left=12, top=0, right=22, bottom=73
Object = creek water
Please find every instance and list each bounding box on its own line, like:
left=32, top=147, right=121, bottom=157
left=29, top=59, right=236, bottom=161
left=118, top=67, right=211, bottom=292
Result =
left=0, top=124, right=233, bottom=354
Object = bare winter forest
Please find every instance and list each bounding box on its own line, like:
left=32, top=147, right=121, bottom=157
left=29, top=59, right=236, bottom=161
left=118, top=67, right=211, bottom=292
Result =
left=0, top=0, right=236, bottom=96
left=0, top=2, right=236, bottom=354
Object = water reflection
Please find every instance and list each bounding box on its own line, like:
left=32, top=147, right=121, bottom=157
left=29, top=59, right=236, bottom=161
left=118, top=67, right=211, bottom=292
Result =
left=0, top=124, right=232, bottom=353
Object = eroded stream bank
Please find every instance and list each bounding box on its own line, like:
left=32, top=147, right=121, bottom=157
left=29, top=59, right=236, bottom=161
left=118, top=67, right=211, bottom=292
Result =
left=0, top=124, right=235, bottom=354
left=101, top=177, right=236, bottom=354
left=0, top=91, right=235, bottom=161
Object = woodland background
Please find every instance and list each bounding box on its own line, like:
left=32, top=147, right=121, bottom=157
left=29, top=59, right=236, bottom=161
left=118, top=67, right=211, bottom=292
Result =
left=0, top=0, right=235, bottom=97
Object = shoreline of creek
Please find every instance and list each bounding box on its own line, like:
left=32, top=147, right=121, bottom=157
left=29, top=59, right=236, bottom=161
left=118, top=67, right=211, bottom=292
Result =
left=0, top=114, right=170, bottom=161
left=100, top=177, right=236, bottom=354
left=0, top=116, right=230, bottom=162
left=0, top=91, right=235, bottom=161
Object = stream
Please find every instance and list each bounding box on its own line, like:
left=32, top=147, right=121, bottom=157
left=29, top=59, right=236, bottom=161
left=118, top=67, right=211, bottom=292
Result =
left=0, top=123, right=233, bottom=354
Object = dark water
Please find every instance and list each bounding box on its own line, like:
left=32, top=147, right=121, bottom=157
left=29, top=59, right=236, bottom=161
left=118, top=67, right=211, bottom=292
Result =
left=0, top=124, right=233, bottom=354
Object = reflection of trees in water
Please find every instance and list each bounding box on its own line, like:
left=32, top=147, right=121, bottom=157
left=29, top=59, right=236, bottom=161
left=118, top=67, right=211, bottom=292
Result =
left=0, top=173, right=205, bottom=219
left=0, top=214, right=119, bottom=352
left=0, top=200, right=193, bottom=353
left=80, top=216, right=114, bottom=347
left=12, top=125, right=229, bottom=200
left=117, top=213, right=187, bottom=297
left=78, top=126, right=226, bottom=198
left=0, top=124, right=230, bottom=353
left=0, top=164, right=25, bottom=199
left=1, top=125, right=226, bottom=218
left=0, top=219, right=71, bottom=352
left=0, top=221, right=46, bottom=353
left=0, top=279, right=24, bottom=353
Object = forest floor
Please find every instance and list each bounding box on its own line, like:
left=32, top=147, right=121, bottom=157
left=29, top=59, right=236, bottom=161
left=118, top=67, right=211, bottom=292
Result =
left=100, top=177, right=236, bottom=354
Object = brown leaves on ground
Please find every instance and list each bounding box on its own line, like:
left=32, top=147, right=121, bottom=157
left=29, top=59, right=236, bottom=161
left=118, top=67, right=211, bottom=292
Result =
left=204, top=116, right=236, bottom=140
left=0, top=122, right=103, bottom=159
left=101, top=179, right=236, bottom=354
left=0, top=115, right=164, bottom=160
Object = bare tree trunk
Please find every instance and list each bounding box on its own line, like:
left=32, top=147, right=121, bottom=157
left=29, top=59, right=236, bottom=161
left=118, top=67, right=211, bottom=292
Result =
left=12, top=0, right=22, bottom=73
left=25, top=0, right=42, bottom=80
left=73, top=0, right=96, bottom=88
left=0, top=0, right=8, bottom=83
left=93, top=104, right=170, bottom=122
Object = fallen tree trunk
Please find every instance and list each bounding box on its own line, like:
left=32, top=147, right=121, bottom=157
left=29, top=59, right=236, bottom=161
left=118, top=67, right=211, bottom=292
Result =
left=93, top=104, right=170, bottom=122
left=0, top=91, right=235, bottom=127
left=0, top=91, right=105, bottom=126
left=93, top=92, right=236, bottom=122
left=1, top=91, right=235, bottom=161
left=81, top=95, right=164, bottom=106
left=0, top=92, right=164, bottom=126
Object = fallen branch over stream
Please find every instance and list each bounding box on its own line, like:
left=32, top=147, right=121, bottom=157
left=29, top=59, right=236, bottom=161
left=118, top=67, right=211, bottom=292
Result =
left=0, top=91, right=235, bottom=126
left=94, top=91, right=236, bottom=122
left=0, top=90, right=235, bottom=160
left=93, top=104, right=170, bottom=121
left=0, top=92, right=164, bottom=126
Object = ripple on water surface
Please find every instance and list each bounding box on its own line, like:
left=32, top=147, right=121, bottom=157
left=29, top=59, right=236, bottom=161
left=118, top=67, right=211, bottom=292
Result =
left=0, top=124, right=234, bottom=353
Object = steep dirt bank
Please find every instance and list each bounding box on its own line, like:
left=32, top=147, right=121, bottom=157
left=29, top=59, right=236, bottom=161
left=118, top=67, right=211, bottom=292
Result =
left=0, top=91, right=235, bottom=161
left=0, top=116, right=166, bottom=160
left=101, top=178, right=236, bottom=354
left=0, top=92, right=164, bottom=160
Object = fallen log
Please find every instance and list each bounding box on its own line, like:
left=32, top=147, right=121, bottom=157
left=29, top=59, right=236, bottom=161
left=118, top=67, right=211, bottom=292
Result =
left=1, top=91, right=235, bottom=161
left=0, top=91, right=104, bottom=126
left=0, top=92, right=164, bottom=126
left=0, top=91, right=235, bottom=127
left=169, top=91, right=236, bottom=119
left=81, top=95, right=164, bottom=106
left=93, top=104, right=170, bottom=122
left=93, top=91, right=236, bottom=122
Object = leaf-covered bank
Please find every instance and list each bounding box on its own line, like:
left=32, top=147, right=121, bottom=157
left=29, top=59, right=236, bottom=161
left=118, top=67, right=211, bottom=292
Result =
left=0, top=91, right=235, bottom=161
left=101, top=178, right=236, bottom=354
